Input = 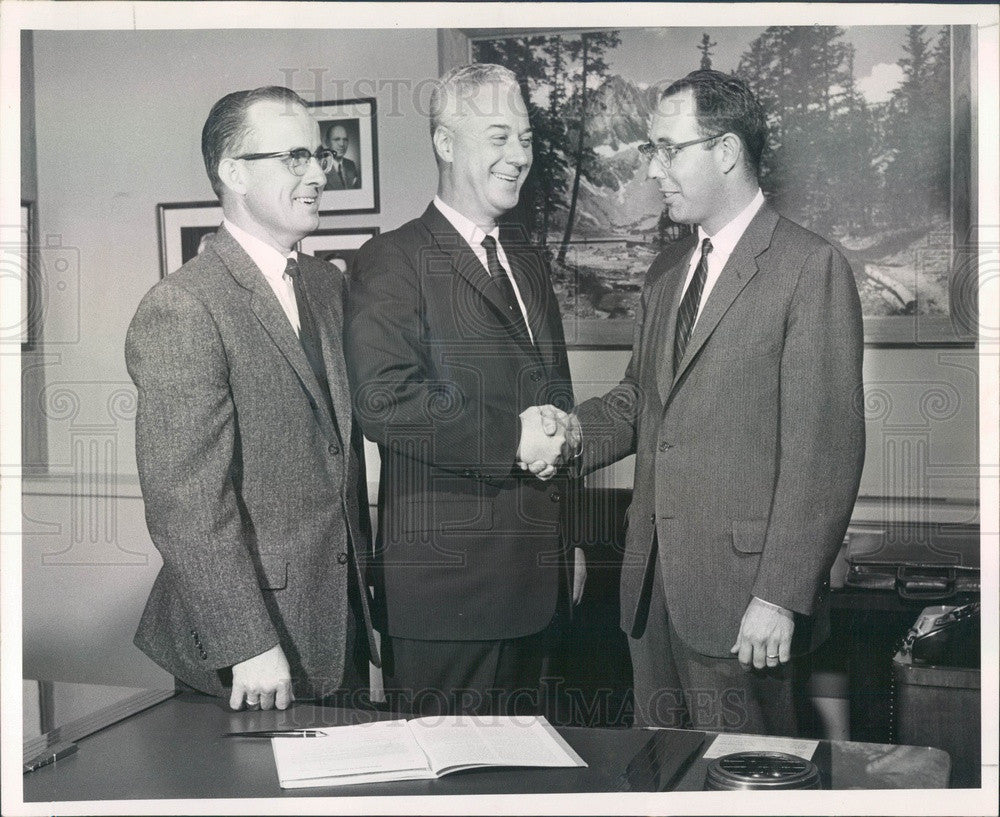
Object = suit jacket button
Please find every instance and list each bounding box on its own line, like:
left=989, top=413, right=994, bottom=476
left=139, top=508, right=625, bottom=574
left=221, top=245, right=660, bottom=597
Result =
left=650, top=514, right=656, bottom=524
left=337, top=552, right=348, bottom=565
left=529, top=371, right=542, bottom=382
left=658, top=441, right=673, bottom=452
left=328, top=443, right=340, bottom=455
left=549, top=491, right=562, bottom=503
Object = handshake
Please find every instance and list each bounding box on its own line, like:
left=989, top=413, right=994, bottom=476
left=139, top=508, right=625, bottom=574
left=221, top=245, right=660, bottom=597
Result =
left=516, top=405, right=582, bottom=481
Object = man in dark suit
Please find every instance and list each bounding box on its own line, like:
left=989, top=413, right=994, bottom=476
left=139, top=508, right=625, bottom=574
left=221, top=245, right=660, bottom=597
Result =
left=569, top=70, right=865, bottom=735
left=344, top=63, right=584, bottom=717
left=126, top=86, right=378, bottom=711
left=324, top=123, right=360, bottom=190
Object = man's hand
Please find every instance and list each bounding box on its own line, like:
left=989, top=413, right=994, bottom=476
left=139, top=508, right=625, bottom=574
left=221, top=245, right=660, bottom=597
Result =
left=572, top=547, right=587, bottom=605
left=516, top=405, right=581, bottom=480
left=517, top=406, right=569, bottom=480
left=730, top=596, right=794, bottom=670
left=539, top=405, right=582, bottom=455
left=230, top=644, right=294, bottom=711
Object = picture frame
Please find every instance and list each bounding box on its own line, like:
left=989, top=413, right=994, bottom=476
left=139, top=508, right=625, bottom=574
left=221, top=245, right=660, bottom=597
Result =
left=298, top=227, right=379, bottom=273
left=156, top=201, right=224, bottom=277
left=464, top=25, right=976, bottom=348
left=19, top=200, right=36, bottom=349
left=307, top=97, right=380, bottom=216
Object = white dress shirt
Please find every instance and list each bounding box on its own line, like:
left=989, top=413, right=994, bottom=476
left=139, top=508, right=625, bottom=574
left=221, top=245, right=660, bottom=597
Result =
left=224, top=219, right=301, bottom=334
left=433, top=196, right=534, bottom=343
left=680, top=189, right=766, bottom=325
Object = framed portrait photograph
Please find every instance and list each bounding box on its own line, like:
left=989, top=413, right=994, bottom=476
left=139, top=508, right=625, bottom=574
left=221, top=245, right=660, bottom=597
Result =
left=4, top=200, right=38, bottom=349
left=298, top=227, right=379, bottom=273
left=308, top=97, right=380, bottom=215
left=156, top=201, right=224, bottom=277
left=20, top=201, right=34, bottom=348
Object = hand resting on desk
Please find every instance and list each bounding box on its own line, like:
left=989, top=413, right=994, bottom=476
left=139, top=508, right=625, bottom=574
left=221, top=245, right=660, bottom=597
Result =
left=230, top=643, right=294, bottom=710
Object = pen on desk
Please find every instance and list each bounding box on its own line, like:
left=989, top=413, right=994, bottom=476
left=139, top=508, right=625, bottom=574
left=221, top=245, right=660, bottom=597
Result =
left=222, top=729, right=327, bottom=738
left=24, top=741, right=78, bottom=773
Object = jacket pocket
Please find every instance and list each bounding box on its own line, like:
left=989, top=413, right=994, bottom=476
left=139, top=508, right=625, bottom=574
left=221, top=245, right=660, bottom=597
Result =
left=257, top=554, right=290, bottom=591
left=731, top=519, right=768, bottom=554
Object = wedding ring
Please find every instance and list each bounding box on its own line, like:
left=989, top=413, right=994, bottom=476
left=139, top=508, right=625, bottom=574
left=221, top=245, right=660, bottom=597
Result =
left=766, top=654, right=779, bottom=660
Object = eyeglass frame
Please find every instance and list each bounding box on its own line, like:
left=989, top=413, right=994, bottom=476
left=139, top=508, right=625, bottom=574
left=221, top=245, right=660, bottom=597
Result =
left=232, top=147, right=336, bottom=176
left=638, top=133, right=726, bottom=167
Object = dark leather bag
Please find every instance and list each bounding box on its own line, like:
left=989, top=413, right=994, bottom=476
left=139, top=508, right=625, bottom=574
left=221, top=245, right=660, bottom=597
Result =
left=844, top=527, right=980, bottom=601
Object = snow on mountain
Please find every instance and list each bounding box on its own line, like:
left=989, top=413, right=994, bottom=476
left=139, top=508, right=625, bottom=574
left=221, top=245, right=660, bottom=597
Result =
left=562, top=75, right=664, bottom=239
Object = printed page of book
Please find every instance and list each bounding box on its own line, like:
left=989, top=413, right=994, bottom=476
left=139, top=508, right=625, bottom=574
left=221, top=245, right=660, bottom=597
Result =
left=272, top=720, right=434, bottom=787
left=408, top=714, right=587, bottom=775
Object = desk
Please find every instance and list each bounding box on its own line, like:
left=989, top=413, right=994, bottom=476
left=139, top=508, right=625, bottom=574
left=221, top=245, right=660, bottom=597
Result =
left=23, top=691, right=950, bottom=801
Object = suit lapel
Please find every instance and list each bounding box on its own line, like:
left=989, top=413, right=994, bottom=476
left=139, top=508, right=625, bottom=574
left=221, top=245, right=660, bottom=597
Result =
left=210, top=227, right=340, bottom=444
left=300, top=255, right=353, bottom=445
left=671, top=205, right=780, bottom=388
left=421, top=205, right=538, bottom=359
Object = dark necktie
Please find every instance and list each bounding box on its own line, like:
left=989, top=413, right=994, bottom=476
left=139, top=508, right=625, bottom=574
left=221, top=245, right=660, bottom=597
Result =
left=673, top=238, right=712, bottom=370
left=337, top=163, right=346, bottom=187
left=480, top=235, right=530, bottom=341
left=285, top=257, right=337, bottom=421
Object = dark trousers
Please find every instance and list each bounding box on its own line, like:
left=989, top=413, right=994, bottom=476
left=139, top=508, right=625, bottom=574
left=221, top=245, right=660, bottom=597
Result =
left=629, top=553, right=799, bottom=736
left=319, top=570, right=377, bottom=708
left=382, top=627, right=550, bottom=717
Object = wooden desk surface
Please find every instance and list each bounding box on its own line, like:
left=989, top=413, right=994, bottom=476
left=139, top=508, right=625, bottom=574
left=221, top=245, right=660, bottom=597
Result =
left=22, top=691, right=951, bottom=802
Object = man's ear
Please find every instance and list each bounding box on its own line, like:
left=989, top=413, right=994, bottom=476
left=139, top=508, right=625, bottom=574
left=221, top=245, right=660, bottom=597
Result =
left=717, top=133, right=743, bottom=175
left=218, top=157, right=248, bottom=196
left=432, top=125, right=454, bottom=164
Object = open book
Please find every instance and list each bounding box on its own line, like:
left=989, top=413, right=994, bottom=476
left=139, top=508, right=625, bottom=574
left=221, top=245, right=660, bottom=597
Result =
left=271, top=715, right=587, bottom=788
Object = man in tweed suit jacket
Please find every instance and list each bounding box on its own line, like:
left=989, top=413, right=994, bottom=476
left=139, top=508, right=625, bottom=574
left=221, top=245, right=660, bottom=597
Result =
left=568, top=71, right=865, bottom=735
left=126, top=86, right=377, bottom=710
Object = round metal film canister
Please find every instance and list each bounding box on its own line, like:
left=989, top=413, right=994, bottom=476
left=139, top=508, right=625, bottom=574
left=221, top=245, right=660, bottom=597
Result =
left=704, top=751, right=822, bottom=790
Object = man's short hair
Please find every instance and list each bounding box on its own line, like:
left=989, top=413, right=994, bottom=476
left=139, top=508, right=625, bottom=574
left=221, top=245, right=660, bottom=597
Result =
left=661, top=70, right=767, bottom=174
left=202, top=86, right=309, bottom=199
left=428, top=63, right=522, bottom=140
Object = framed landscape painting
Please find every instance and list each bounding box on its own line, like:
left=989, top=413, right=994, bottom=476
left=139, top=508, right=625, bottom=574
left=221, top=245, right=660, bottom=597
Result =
left=465, top=25, right=975, bottom=347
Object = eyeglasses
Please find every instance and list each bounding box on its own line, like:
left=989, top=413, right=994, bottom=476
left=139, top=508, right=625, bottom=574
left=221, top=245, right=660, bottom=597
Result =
left=638, top=134, right=724, bottom=167
left=233, top=148, right=336, bottom=176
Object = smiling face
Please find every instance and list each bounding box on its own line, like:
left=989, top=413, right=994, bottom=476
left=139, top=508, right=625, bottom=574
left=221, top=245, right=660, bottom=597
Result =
left=646, top=89, right=729, bottom=233
left=436, top=81, right=532, bottom=228
left=226, top=100, right=325, bottom=252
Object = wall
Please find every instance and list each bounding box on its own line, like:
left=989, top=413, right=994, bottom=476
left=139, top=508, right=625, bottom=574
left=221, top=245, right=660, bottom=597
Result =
left=29, top=29, right=440, bottom=479
left=571, top=347, right=979, bottom=508
left=23, top=28, right=441, bottom=685
left=22, top=29, right=979, bottom=687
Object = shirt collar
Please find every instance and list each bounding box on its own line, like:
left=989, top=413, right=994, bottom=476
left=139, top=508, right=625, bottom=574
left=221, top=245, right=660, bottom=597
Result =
left=433, top=196, right=500, bottom=249
left=698, top=189, right=765, bottom=257
left=223, top=218, right=296, bottom=282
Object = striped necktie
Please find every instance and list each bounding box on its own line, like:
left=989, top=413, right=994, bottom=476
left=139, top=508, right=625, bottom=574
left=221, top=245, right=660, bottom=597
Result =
left=673, top=238, right=712, bottom=370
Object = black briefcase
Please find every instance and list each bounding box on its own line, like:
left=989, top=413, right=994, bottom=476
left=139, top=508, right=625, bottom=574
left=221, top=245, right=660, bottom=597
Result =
left=844, top=527, right=980, bottom=601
